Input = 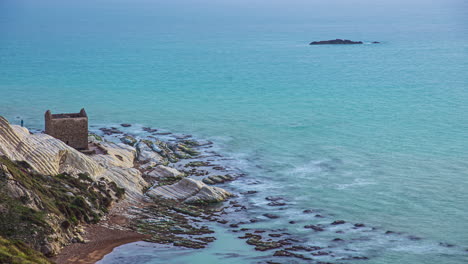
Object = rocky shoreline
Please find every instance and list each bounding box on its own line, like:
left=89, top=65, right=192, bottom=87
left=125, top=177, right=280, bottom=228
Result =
left=1, top=118, right=465, bottom=264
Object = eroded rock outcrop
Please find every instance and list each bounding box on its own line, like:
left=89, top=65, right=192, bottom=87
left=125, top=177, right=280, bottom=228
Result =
left=0, top=117, right=147, bottom=200
left=0, top=117, right=103, bottom=177
left=147, top=178, right=232, bottom=204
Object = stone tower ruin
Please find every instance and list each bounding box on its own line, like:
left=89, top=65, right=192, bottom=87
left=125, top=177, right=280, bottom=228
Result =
left=45, top=108, right=88, bottom=150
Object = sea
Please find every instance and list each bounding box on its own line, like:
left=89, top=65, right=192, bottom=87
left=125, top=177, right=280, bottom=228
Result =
left=0, top=0, right=467, bottom=263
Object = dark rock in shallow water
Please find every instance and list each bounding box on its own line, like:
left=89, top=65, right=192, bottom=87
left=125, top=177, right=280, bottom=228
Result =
left=310, top=39, right=363, bottom=45
left=269, top=234, right=282, bottom=237
left=312, top=251, right=330, bottom=256
left=303, top=209, right=323, bottom=214
left=372, top=41, right=381, bottom=44
left=285, top=245, right=323, bottom=252
left=267, top=201, right=287, bottom=206
left=331, top=220, right=346, bottom=225
left=354, top=223, right=365, bottom=228
left=341, top=256, right=369, bottom=260
left=241, top=190, right=258, bottom=195
left=304, top=225, right=324, bottom=232
left=439, top=242, right=455, bottom=248
left=273, top=250, right=311, bottom=260
left=263, top=213, right=280, bottom=219
left=99, top=127, right=123, bottom=135
left=120, top=123, right=131, bottom=127
left=265, top=196, right=284, bottom=201
left=142, top=127, right=158, bottom=133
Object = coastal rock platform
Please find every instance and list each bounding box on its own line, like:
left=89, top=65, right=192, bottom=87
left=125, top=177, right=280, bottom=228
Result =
left=147, top=178, right=232, bottom=204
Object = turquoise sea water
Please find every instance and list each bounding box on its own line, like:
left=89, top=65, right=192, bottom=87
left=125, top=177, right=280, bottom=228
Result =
left=1, top=0, right=468, bottom=263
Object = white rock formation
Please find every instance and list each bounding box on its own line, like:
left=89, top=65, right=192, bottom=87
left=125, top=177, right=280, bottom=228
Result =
left=0, top=117, right=147, bottom=200
left=0, top=117, right=103, bottom=176
left=136, top=141, right=164, bottom=164
left=147, top=178, right=232, bottom=204
left=147, top=165, right=183, bottom=180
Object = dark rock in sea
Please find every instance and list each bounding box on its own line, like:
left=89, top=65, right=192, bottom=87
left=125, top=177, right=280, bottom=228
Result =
left=332, top=238, right=344, bottom=242
left=240, top=233, right=287, bottom=251
left=265, top=196, right=284, bottom=201
left=315, top=214, right=324, bottom=218
left=289, top=221, right=296, bottom=224
left=312, top=251, right=330, bottom=256
left=269, top=234, right=282, bottom=238
left=285, top=245, right=323, bottom=252
left=217, top=219, right=228, bottom=224
left=439, top=242, right=455, bottom=248
left=303, top=209, right=314, bottom=214
left=354, top=256, right=369, bottom=260
left=142, top=127, right=158, bottom=133
left=336, top=231, right=344, bottom=234
left=385, top=231, right=394, bottom=235
left=354, top=223, right=365, bottom=228
left=263, top=213, right=280, bottom=219
left=229, top=223, right=239, bottom=228
left=340, top=256, right=369, bottom=260
left=99, top=127, right=123, bottom=135
left=156, top=132, right=172, bottom=135
left=304, top=225, right=324, bottom=232
left=120, top=123, right=131, bottom=127
left=372, top=41, right=381, bottom=44
left=331, top=220, right=346, bottom=225
left=273, top=250, right=312, bottom=260
left=267, top=201, right=287, bottom=206
left=408, top=235, right=422, bottom=241
left=310, top=39, right=363, bottom=45
left=341, top=256, right=369, bottom=260
left=241, top=190, right=258, bottom=195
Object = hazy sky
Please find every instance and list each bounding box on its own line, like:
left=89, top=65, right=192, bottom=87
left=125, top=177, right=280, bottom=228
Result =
left=2, top=0, right=466, bottom=22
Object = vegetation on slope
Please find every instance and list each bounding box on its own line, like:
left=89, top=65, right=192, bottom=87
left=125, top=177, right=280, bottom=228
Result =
left=0, top=156, right=125, bottom=257
left=0, top=236, right=53, bottom=264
